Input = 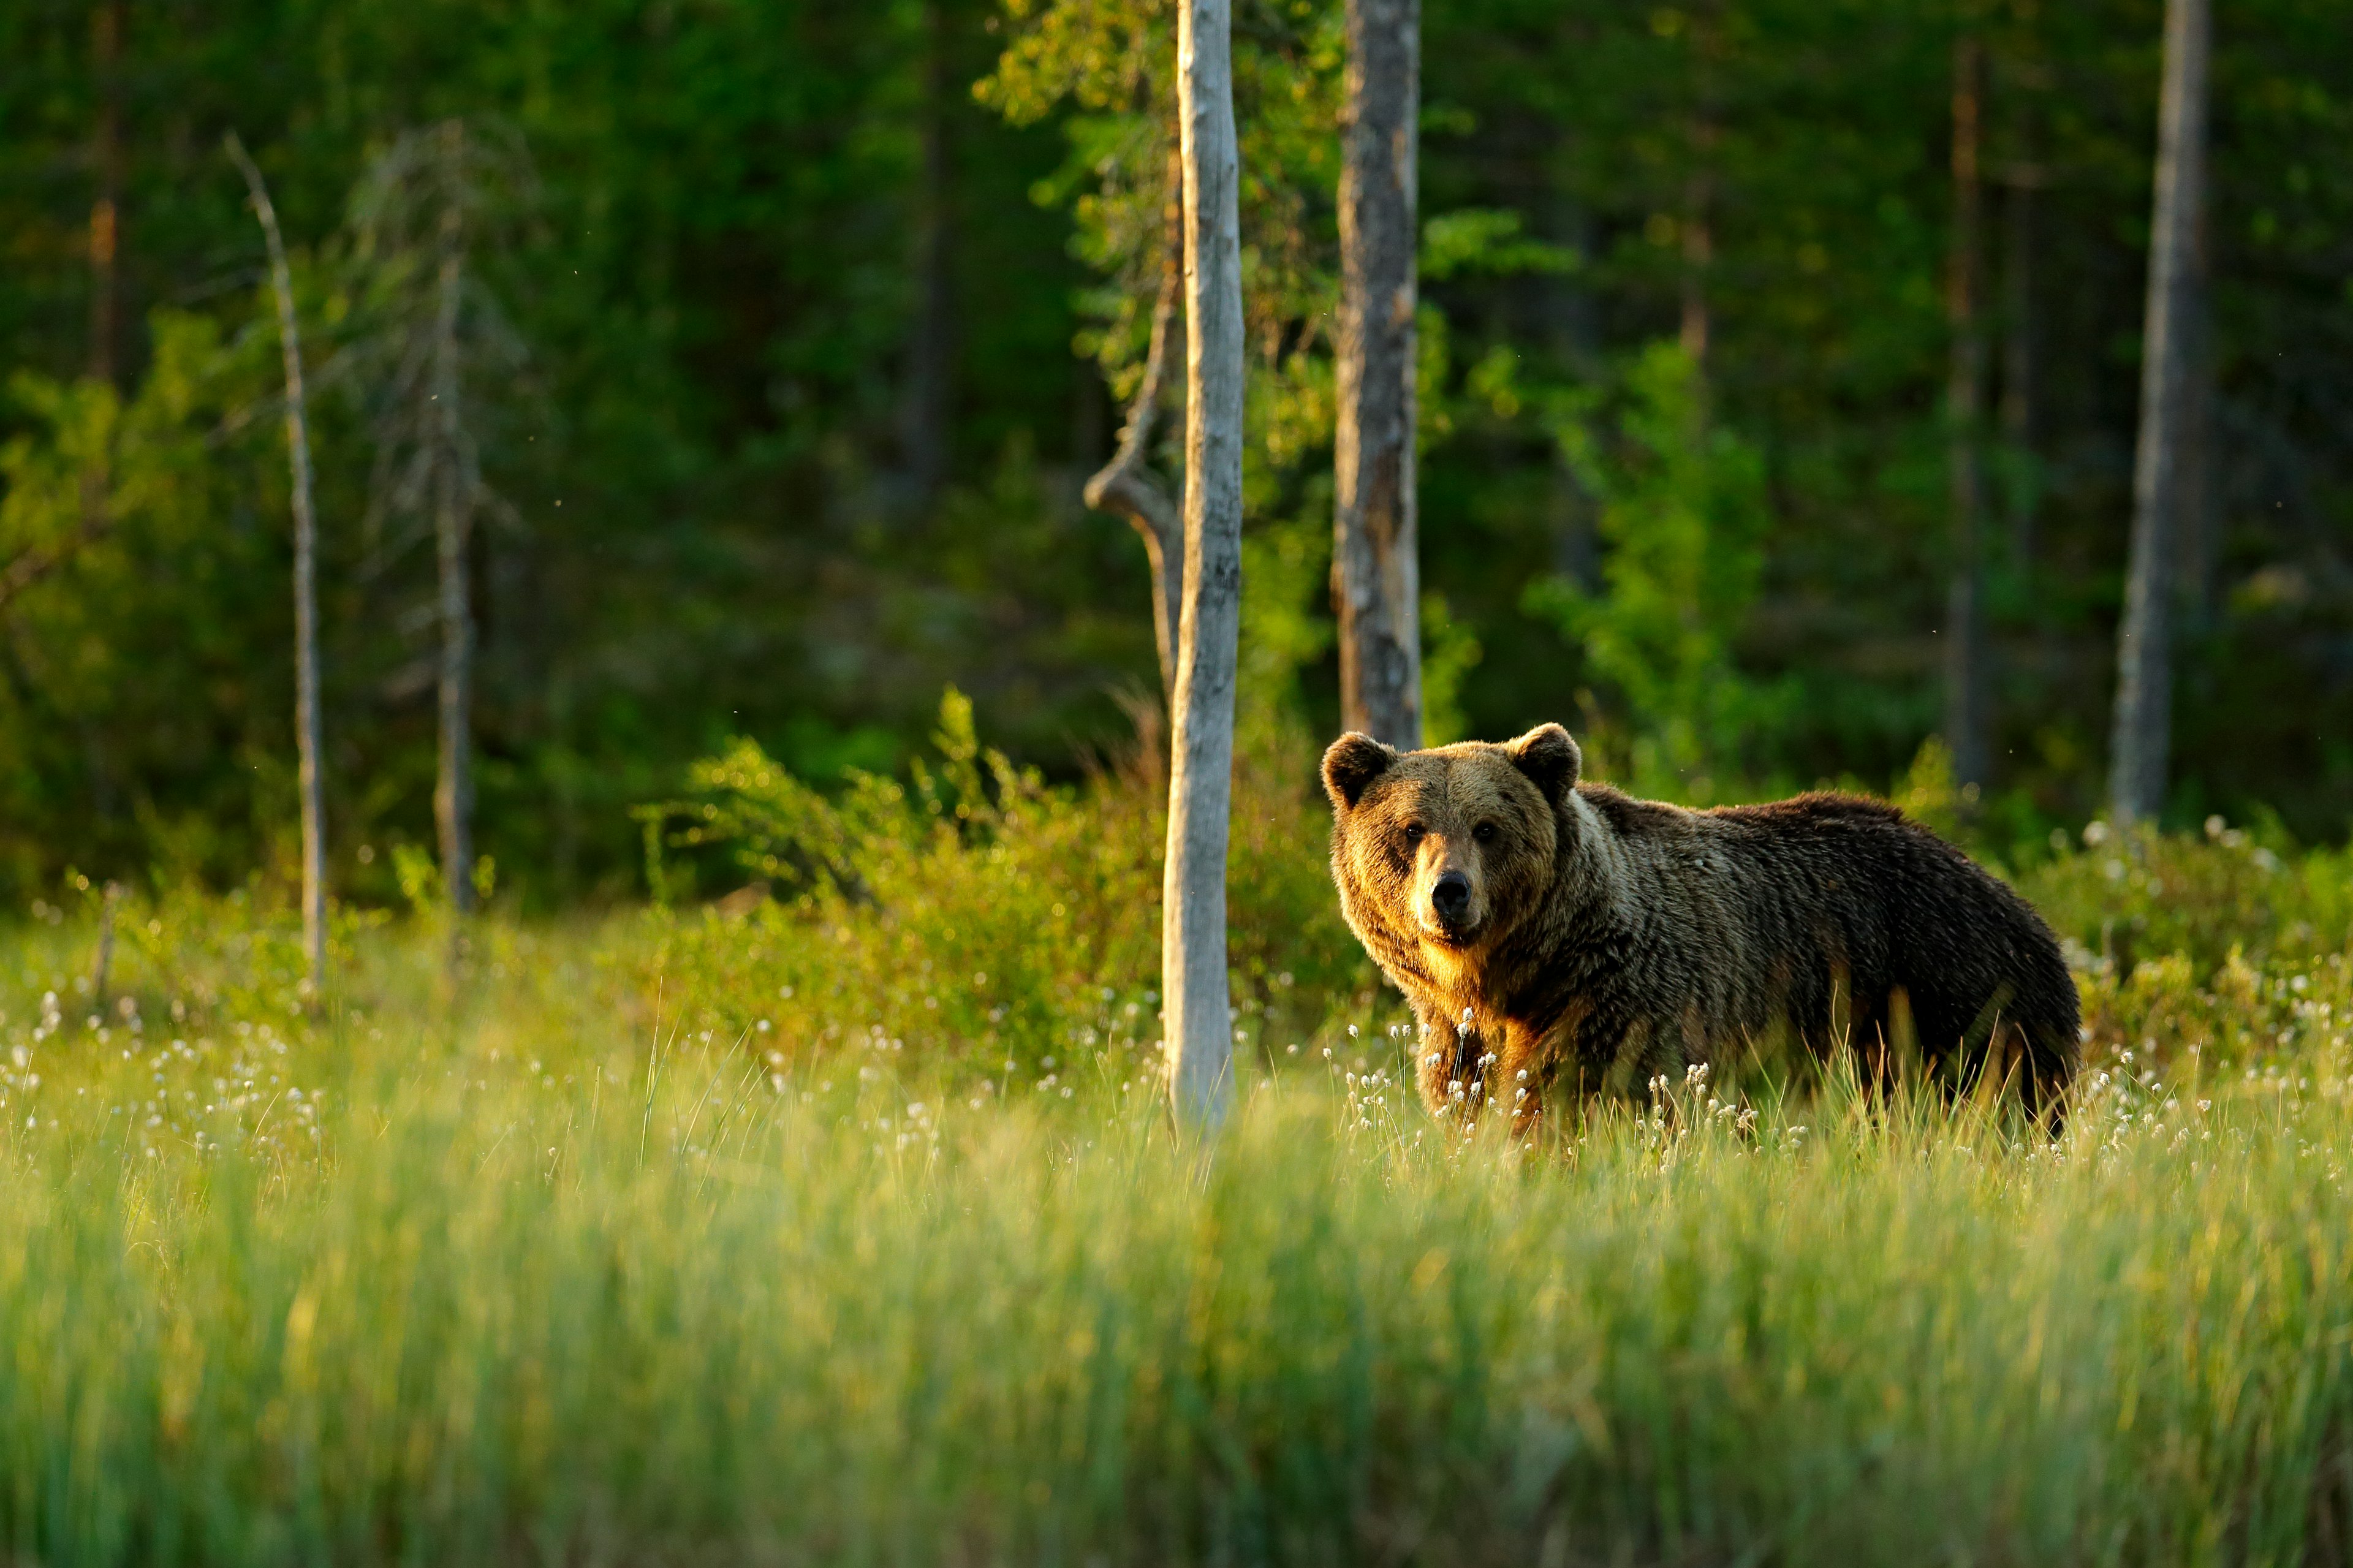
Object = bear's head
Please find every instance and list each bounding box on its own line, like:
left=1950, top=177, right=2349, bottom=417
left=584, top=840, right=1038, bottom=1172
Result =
left=1320, top=724, right=1582, bottom=953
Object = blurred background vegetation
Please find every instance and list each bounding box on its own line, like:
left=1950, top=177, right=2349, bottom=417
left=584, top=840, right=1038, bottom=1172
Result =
left=2, top=0, right=2348, bottom=909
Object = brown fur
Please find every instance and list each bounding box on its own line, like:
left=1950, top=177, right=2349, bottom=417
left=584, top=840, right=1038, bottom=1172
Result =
left=1322, top=725, right=2080, bottom=1131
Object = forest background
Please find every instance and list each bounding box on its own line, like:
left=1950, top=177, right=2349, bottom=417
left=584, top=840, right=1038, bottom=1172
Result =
left=2, top=0, right=2349, bottom=908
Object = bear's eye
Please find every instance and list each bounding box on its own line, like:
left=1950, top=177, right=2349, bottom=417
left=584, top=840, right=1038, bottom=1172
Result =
left=1472, top=822, right=1498, bottom=844
left=1401, top=823, right=1425, bottom=846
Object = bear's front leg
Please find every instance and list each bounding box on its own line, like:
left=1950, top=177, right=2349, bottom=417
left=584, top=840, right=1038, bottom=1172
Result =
left=1408, top=1001, right=1491, bottom=1124
left=1488, top=1018, right=1573, bottom=1137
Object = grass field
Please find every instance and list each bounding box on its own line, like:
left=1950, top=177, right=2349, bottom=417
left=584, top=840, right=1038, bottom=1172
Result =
left=3, top=754, right=2351, bottom=1564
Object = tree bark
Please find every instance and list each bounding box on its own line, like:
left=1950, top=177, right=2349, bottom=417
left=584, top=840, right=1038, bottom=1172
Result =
left=1944, top=34, right=1991, bottom=792
left=2110, top=0, right=2208, bottom=826
left=1082, top=162, right=1184, bottom=702
left=1677, top=6, right=1721, bottom=370
left=1999, top=165, right=2039, bottom=569
left=88, top=0, right=125, bottom=388
left=896, top=0, right=953, bottom=508
left=432, top=132, right=478, bottom=932
left=1163, top=0, right=1244, bottom=1134
left=227, top=133, right=328, bottom=993
left=2177, top=202, right=2219, bottom=629
left=1677, top=163, right=1713, bottom=368
left=1333, top=0, right=1422, bottom=749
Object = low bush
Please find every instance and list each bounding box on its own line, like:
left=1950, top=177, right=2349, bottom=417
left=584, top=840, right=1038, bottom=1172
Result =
left=2019, top=814, right=2353, bottom=978
left=623, top=690, right=1375, bottom=1083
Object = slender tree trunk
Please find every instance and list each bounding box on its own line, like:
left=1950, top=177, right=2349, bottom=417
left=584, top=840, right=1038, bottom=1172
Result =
left=1999, top=167, right=2039, bottom=569
left=88, top=0, right=125, bottom=387
left=2110, top=0, right=2208, bottom=826
left=227, top=134, right=328, bottom=993
left=89, top=881, right=120, bottom=1004
left=1944, top=34, right=1991, bottom=792
left=70, top=0, right=127, bottom=603
left=1083, top=159, right=1185, bottom=702
left=1164, top=0, right=1244, bottom=1134
left=1678, top=162, right=1713, bottom=367
left=897, top=0, right=953, bottom=507
left=432, top=176, right=477, bottom=933
left=1333, top=0, right=1422, bottom=749
left=2177, top=204, right=2219, bottom=629
left=1677, top=6, right=1720, bottom=371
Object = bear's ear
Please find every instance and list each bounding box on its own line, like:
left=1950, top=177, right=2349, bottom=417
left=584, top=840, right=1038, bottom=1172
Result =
left=1505, top=723, right=1582, bottom=801
left=1321, top=732, right=1396, bottom=810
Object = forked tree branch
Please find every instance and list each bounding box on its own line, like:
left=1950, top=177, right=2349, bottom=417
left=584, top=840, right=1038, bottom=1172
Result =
left=1082, top=159, right=1184, bottom=702
left=0, top=471, right=110, bottom=615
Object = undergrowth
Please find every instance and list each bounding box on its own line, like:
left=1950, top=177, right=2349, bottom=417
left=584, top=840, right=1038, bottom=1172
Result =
left=0, top=730, right=2347, bottom=1564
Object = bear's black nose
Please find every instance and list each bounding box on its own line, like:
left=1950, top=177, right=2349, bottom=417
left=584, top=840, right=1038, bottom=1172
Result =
left=1431, top=871, right=1471, bottom=922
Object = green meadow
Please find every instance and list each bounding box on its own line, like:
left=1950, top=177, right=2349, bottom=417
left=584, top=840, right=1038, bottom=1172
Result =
left=2, top=737, right=2347, bottom=1567
left=6, top=0, right=2349, bottom=1560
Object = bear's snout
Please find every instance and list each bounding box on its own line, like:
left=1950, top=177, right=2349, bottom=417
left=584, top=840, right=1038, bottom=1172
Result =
left=1431, top=870, right=1472, bottom=923
left=1415, top=847, right=1487, bottom=942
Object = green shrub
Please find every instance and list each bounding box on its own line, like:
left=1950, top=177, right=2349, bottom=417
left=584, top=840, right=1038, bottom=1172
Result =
left=2019, top=815, right=2353, bottom=977
left=623, top=691, right=1374, bottom=1084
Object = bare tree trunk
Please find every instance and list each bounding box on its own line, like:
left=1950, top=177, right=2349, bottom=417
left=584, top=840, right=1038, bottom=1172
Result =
left=432, top=154, right=477, bottom=934
left=1164, top=0, right=1244, bottom=1134
left=1944, top=34, right=1991, bottom=792
left=2110, top=0, right=2208, bottom=826
left=1333, top=0, right=1421, bottom=749
left=88, top=0, right=125, bottom=387
left=896, top=0, right=953, bottom=507
left=227, top=133, right=328, bottom=993
left=2177, top=205, right=2219, bottom=629
left=1083, top=161, right=1184, bottom=702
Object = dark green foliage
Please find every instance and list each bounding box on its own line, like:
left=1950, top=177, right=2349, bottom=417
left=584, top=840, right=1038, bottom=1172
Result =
left=1, top=0, right=2349, bottom=906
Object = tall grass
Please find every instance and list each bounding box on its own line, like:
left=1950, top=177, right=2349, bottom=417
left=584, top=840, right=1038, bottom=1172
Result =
left=0, top=890, right=2349, bottom=1564
left=4, top=741, right=2351, bottom=1565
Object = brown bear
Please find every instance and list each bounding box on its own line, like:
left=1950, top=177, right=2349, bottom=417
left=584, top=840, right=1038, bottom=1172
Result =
left=1321, top=724, right=2079, bottom=1131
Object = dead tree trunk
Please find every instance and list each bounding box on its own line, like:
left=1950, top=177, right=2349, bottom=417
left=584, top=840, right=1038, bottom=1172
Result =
left=431, top=141, right=477, bottom=931
left=1082, top=160, right=1185, bottom=702
left=1333, top=0, right=1422, bottom=749
left=2110, top=0, right=2208, bottom=826
left=227, top=132, right=328, bottom=992
left=1944, top=34, right=1991, bottom=792
left=1164, top=0, right=1245, bottom=1134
